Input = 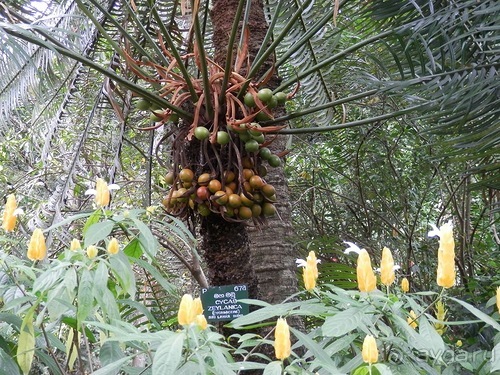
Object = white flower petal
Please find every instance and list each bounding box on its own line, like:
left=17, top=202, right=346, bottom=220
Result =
left=108, top=184, right=120, bottom=191
left=393, top=265, right=401, bottom=271
left=85, top=189, right=97, bottom=196
left=295, top=259, right=307, bottom=267
left=13, top=208, right=24, bottom=216
left=343, top=241, right=363, bottom=255
left=428, top=223, right=440, bottom=238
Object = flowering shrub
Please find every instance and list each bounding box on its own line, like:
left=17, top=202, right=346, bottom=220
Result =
left=1, top=193, right=500, bottom=374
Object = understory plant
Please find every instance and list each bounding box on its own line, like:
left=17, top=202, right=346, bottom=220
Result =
left=1, top=191, right=500, bottom=374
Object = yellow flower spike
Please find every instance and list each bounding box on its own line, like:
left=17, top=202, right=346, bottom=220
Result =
left=2, top=194, right=18, bottom=232
left=95, top=178, right=111, bottom=207
left=429, top=221, right=455, bottom=288
left=456, top=340, right=463, bottom=347
left=107, top=238, right=119, bottom=255
left=303, top=264, right=316, bottom=291
left=274, top=318, right=291, bottom=361
left=195, top=314, right=208, bottom=330
left=193, top=297, right=203, bottom=316
left=401, top=277, right=410, bottom=293
left=86, top=245, right=98, bottom=259
left=496, top=287, right=500, bottom=314
left=380, top=247, right=395, bottom=286
left=434, top=301, right=447, bottom=335
left=357, top=250, right=377, bottom=292
left=178, top=294, right=196, bottom=326
left=85, top=178, right=120, bottom=207
left=362, top=335, right=378, bottom=364
left=407, top=310, right=418, bottom=329
left=306, top=251, right=319, bottom=279
left=27, top=228, right=47, bottom=261
left=70, top=239, right=81, bottom=251
left=296, top=251, right=320, bottom=291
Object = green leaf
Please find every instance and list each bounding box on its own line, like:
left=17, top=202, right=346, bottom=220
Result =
left=290, top=327, right=340, bottom=373
left=374, top=363, right=394, bottom=375
left=491, top=342, right=500, bottom=372
left=448, top=296, right=500, bottom=331
left=228, top=301, right=303, bottom=328
left=132, top=219, right=157, bottom=258
left=123, top=238, right=144, bottom=259
left=322, top=307, right=365, bottom=337
left=92, top=356, right=131, bottom=375
left=100, top=341, right=125, bottom=369
left=109, top=252, right=136, bottom=298
left=152, top=332, right=185, bottom=374
left=263, top=361, right=282, bottom=375
left=418, top=315, right=445, bottom=354
left=61, top=317, right=96, bottom=344
left=84, top=220, right=115, bottom=247
left=0, top=347, right=21, bottom=375
left=82, top=209, right=103, bottom=236
left=16, top=305, right=36, bottom=375
left=77, top=268, right=94, bottom=326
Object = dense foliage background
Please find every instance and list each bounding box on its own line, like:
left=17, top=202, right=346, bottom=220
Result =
left=0, top=0, right=498, bottom=373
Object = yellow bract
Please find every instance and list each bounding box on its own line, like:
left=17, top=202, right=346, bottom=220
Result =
left=401, top=277, right=409, bottom=293
left=195, top=314, right=208, bottom=330
left=380, top=247, right=395, bottom=286
left=357, top=250, right=377, bottom=292
left=107, top=238, right=119, bottom=255
left=434, top=301, right=447, bottom=335
left=70, top=239, right=81, bottom=251
left=177, top=294, right=206, bottom=328
left=2, top=194, right=18, bottom=232
left=274, top=318, right=291, bottom=360
left=27, top=228, right=47, bottom=261
left=303, top=264, right=316, bottom=291
left=407, top=310, right=418, bottom=329
left=362, top=335, right=378, bottom=364
left=86, top=245, right=98, bottom=259
left=433, top=222, right=456, bottom=288
left=95, top=178, right=111, bottom=207
left=496, top=287, right=500, bottom=314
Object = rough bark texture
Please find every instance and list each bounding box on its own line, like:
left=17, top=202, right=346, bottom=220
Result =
left=209, top=0, right=300, bottom=305
left=201, top=217, right=257, bottom=296
left=208, top=0, right=304, bottom=361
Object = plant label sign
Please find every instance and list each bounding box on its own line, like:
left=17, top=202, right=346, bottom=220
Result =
left=201, top=284, right=249, bottom=322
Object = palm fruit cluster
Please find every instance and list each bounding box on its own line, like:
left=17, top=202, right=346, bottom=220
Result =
left=160, top=87, right=289, bottom=223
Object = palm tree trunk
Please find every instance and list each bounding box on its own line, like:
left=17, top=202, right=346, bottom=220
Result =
left=208, top=0, right=302, bottom=314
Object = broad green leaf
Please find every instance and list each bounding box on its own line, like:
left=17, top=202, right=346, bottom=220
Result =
left=95, top=288, right=120, bottom=322
left=44, top=211, right=94, bottom=232
left=82, top=209, right=103, bottom=236
left=84, top=220, right=115, bottom=247
left=290, top=327, right=340, bottom=373
left=92, top=356, right=131, bottom=375
left=263, top=361, right=282, bottom=375
left=32, top=267, right=64, bottom=294
left=418, top=315, right=445, bottom=354
left=109, top=252, right=136, bottom=298
left=228, top=301, right=304, bottom=328
left=132, top=219, right=157, bottom=257
left=100, top=341, right=125, bottom=368
left=374, top=363, right=394, bottom=375
left=0, top=347, right=21, bottom=375
left=448, top=296, right=500, bottom=331
left=491, top=342, right=500, bottom=372
left=133, top=258, right=176, bottom=295
left=152, top=332, right=185, bottom=374
left=77, top=268, right=94, bottom=325
left=352, top=366, right=370, bottom=375
left=123, top=238, right=143, bottom=259
left=322, top=307, right=365, bottom=337
left=16, top=305, right=36, bottom=375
